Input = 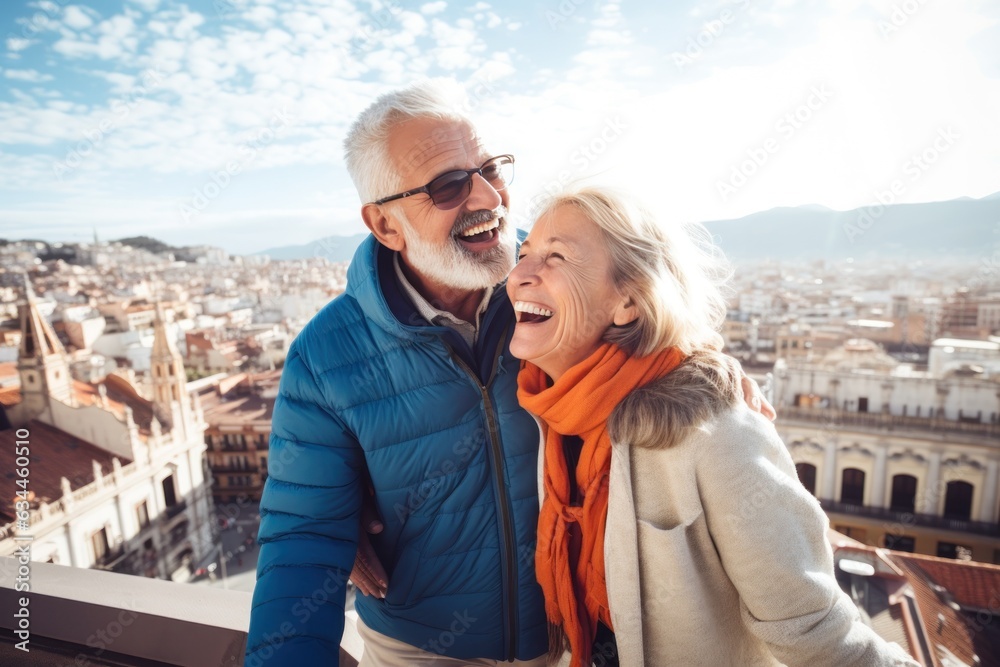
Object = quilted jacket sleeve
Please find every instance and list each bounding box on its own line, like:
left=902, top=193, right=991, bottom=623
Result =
left=245, top=344, right=365, bottom=665
left=698, top=408, right=919, bottom=667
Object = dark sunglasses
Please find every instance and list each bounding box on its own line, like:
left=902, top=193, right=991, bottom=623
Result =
left=372, top=154, right=515, bottom=210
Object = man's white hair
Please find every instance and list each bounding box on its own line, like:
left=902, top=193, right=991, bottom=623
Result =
left=344, top=79, right=473, bottom=204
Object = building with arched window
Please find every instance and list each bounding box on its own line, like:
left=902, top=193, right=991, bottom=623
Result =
left=774, top=339, right=1000, bottom=564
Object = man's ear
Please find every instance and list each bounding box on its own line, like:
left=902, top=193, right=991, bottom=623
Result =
left=613, top=295, right=639, bottom=327
left=361, top=203, right=405, bottom=252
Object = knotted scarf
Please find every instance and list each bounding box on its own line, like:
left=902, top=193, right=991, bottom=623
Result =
left=517, top=342, right=686, bottom=667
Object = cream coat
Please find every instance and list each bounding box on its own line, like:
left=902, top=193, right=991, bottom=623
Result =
left=535, top=359, right=919, bottom=667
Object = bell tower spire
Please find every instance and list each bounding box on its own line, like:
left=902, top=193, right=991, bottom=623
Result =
left=17, top=274, right=74, bottom=420
left=150, top=304, right=192, bottom=432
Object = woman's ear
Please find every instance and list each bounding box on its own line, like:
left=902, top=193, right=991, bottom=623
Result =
left=613, top=295, right=639, bottom=327
left=361, top=203, right=405, bottom=251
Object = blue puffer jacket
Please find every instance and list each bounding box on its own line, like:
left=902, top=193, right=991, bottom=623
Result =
left=246, top=235, right=547, bottom=665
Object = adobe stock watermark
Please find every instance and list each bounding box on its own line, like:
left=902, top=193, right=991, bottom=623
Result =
left=523, top=114, right=628, bottom=219
left=672, top=0, right=753, bottom=71
left=877, top=0, right=929, bottom=39
left=52, top=68, right=164, bottom=180
left=842, top=126, right=958, bottom=244
left=716, top=84, right=833, bottom=202
left=179, top=107, right=294, bottom=223
left=420, top=610, right=478, bottom=655
left=7, top=0, right=71, bottom=41
left=244, top=566, right=352, bottom=666
left=393, top=428, right=482, bottom=523
left=544, top=0, right=587, bottom=30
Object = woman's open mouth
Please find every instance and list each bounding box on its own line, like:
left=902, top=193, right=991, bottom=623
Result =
left=513, top=301, right=555, bottom=324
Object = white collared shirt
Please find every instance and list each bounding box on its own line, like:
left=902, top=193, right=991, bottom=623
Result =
left=393, top=254, right=494, bottom=348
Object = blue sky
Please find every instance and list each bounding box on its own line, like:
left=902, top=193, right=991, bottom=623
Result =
left=1, top=0, right=999, bottom=254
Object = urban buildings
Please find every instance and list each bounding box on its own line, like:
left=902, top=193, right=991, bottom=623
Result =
left=0, top=286, right=215, bottom=580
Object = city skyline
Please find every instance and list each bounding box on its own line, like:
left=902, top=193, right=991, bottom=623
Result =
left=1, top=0, right=999, bottom=254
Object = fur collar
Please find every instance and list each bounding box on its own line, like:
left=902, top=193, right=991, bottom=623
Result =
left=607, top=349, right=743, bottom=449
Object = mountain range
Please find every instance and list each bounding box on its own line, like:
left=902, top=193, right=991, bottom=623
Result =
left=254, top=193, right=1000, bottom=263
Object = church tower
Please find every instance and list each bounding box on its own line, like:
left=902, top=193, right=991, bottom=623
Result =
left=149, top=305, right=192, bottom=435
left=17, top=275, right=75, bottom=422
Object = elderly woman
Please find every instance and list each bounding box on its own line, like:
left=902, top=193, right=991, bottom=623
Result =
left=507, top=187, right=917, bottom=667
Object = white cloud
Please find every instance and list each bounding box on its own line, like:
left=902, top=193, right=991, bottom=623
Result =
left=399, top=11, right=429, bottom=37
left=3, top=0, right=998, bottom=255
left=4, top=69, right=55, bottom=83
left=6, top=37, right=36, bottom=52
left=171, top=9, right=205, bottom=39
left=421, top=2, right=447, bottom=16
left=62, top=6, right=95, bottom=30
left=246, top=6, right=278, bottom=28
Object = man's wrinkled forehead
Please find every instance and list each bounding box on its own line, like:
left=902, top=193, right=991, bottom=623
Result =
left=390, top=117, right=489, bottom=179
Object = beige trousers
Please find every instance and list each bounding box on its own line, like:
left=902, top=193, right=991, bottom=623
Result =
left=357, top=616, right=548, bottom=667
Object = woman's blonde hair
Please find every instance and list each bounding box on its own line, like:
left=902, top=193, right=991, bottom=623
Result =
left=533, top=186, right=732, bottom=357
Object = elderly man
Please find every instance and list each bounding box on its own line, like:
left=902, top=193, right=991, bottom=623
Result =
left=246, top=80, right=771, bottom=666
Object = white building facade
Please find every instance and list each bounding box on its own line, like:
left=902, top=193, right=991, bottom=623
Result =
left=1, top=289, right=215, bottom=580
left=773, top=339, right=1000, bottom=563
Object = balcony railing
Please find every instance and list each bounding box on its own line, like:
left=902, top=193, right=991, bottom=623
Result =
left=821, top=499, right=1000, bottom=538
left=163, top=499, right=188, bottom=521
left=93, top=544, right=126, bottom=570
left=0, top=559, right=362, bottom=666
left=212, top=465, right=261, bottom=474
left=781, top=406, right=1000, bottom=439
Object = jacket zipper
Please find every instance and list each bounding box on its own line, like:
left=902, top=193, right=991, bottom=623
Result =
left=449, top=338, right=518, bottom=660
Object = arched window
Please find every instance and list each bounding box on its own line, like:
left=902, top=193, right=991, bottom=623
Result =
left=841, top=468, right=866, bottom=505
left=795, top=463, right=817, bottom=496
left=890, top=475, right=917, bottom=513
left=943, top=481, right=974, bottom=520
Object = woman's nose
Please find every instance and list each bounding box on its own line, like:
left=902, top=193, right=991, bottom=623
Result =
left=511, top=259, right=538, bottom=286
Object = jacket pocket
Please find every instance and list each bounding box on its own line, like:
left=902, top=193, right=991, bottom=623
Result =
left=629, top=511, right=741, bottom=665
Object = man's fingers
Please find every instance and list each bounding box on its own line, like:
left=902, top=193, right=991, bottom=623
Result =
left=740, top=375, right=778, bottom=421
left=360, top=493, right=384, bottom=534
left=741, top=376, right=761, bottom=411
left=353, top=531, right=388, bottom=598
left=352, top=559, right=385, bottom=598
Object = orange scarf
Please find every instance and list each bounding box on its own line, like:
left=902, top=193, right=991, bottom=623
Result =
left=518, top=343, right=686, bottom=667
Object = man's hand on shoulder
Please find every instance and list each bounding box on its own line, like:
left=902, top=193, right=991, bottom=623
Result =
left=740, top=373, right=776, bottom=421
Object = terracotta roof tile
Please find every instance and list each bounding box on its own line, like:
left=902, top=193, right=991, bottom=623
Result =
left=0, top=387, right=21, bottom=407
left=73, top=376, right=157, bottom=436
left=0, top=420, right=132, bottom=505
left=894, top=557, right=985, bottom=666
left=894, top=552, right=1000, bottom=610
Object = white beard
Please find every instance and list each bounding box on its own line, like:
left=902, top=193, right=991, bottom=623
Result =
left=397, top=206, right=516, bottom=291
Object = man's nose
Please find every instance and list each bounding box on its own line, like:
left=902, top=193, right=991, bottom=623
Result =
left=465, top=172, right=503, bottom=211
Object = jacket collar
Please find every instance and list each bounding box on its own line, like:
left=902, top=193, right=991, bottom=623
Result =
left=345, top=233, right=519, bottom=380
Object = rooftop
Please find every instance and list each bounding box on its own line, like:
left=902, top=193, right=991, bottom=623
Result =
left=0, top=420, right=130, bottom=503
left=73, top=375, right=157, bottom=437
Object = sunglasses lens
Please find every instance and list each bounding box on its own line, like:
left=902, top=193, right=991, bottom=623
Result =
left=427, top=171, right=472, bottom=210
left=482, top=157, right=514, bottom=189
left=422, top=157, right=515, bottom=210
